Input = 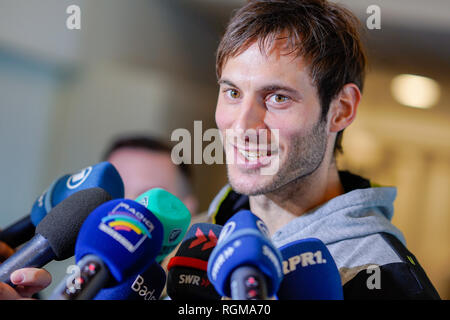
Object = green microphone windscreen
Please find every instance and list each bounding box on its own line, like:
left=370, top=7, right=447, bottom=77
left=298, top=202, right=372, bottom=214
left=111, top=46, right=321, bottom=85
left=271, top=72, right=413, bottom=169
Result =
left=135, top=188, right=191, bottom=262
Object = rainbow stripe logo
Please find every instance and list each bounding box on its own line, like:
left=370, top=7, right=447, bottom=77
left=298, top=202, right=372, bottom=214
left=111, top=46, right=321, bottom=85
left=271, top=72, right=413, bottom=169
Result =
left=99, top=212, right=151, bottom=253
left=101, top=214, right=151, bottom=238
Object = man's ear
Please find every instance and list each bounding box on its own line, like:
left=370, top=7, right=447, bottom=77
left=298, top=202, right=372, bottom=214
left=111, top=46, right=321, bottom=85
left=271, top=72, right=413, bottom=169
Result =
left=328, top=83, right=361, bottom=133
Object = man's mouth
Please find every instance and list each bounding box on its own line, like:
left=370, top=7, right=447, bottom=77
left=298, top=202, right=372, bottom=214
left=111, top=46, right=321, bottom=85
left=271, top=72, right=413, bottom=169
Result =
left=232, top=144, right=278, bottom=166
left=236, top=148, right=272, bottom=161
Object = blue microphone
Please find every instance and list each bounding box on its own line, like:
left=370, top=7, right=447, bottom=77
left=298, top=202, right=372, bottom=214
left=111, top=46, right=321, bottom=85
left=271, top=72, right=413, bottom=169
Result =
left=45, top=162, right=124, bottom=214
left=276, top=238, right=343, bottom=300
left=207, top=210, right=283, bottom=300
left=0, top=161, right=124, bottom=248
left=50, top=199, right=163, bottom=300
left=93, top=188, right=190, bottom=300
left=94, top=262, right=166, bottom=300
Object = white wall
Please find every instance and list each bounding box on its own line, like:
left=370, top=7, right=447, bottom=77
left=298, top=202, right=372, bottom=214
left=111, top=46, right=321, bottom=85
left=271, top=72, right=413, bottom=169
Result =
left=0, top=53, right=62, bottom=226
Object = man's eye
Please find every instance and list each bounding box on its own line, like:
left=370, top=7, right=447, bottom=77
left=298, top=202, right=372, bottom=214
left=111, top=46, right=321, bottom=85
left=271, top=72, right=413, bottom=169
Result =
left=270, top=94, right=289, bottom=103
left=227, top=89, right=241, bottom=99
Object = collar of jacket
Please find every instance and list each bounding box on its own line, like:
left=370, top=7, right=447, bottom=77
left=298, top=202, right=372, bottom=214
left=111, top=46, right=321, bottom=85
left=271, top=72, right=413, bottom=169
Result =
left=208, top=170, right=377, bottom=226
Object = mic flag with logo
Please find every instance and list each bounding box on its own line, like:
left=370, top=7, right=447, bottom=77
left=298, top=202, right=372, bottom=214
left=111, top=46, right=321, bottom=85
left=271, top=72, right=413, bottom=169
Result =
left=75, top=199, right=163, bottom=284
left=207, top=210, right=283, bottom=299
left=276, top=238, right=343, bottom=300
left=30, top=161, right=124, bottom=227
left=0, top=161, right=124, bottom=249
left=189, top=227, right=218, bottom=251
left=166, top=223, right=222, bottom=300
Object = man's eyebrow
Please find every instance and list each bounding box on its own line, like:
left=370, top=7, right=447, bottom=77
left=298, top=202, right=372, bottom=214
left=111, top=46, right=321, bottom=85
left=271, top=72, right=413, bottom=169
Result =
left=259, top=84, right=300, bottom=96
left=219, top=80, right=299, bottom=93
left=218, top=79, right=237, bottom=87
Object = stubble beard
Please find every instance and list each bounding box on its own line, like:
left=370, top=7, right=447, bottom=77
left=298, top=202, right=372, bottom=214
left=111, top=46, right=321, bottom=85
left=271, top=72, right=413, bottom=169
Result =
left=227, top=118, right=329, bottom=196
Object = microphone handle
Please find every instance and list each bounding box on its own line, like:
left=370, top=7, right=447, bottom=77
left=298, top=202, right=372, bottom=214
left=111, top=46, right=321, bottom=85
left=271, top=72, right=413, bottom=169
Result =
left=230, top=265, right=268, bottom=300
left=0, top=215, right=35, bottom=249
left=0, top=234, right=55, bottom=286
left=50, top=254, right=111, bottom=300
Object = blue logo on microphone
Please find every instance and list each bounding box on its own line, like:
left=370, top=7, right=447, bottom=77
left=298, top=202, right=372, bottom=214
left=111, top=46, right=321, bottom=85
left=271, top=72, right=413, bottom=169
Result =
left=66, top=166, right=92, bottom=189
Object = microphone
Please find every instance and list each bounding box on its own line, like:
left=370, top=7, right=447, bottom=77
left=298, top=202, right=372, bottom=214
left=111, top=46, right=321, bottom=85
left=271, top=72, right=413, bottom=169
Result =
left=0, top=162, right=124, bottom=248
left=93, top=262, right=166, bottom=300
left=276, top=238, right=343, bottom=300
left=92, top=189, right=190, bottom=300
left=0, top=188, right=112, bottom=285
left=135, top=188, right=191, bottom=263
left=50, top=198, right=164, bottom=300
left=166, top=223, right=222, bottom=301
left=54, top=189, right=187, bottom=300
left=207, top=210, right=283, bottom=300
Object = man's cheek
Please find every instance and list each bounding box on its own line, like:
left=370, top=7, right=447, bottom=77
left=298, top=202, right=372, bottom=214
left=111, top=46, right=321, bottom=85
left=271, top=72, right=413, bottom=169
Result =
left=215, top=99, right=232, bottom=127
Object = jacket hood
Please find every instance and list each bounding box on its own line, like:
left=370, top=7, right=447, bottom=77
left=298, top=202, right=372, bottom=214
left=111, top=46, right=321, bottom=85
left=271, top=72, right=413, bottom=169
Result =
left=270, top=186, right=406, bottom=248
left=208, top=171, right=406, bottom=247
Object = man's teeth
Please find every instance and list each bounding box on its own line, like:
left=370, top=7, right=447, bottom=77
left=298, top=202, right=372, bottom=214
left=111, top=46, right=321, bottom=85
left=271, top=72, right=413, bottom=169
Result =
left=237, top=148, right=271, bottom=160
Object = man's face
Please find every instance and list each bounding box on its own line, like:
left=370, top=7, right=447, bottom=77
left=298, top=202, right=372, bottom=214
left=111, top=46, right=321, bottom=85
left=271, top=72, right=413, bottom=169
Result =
left=107, top=148, right=180, bottom=200
left=215, top=41, right=329, bottom=195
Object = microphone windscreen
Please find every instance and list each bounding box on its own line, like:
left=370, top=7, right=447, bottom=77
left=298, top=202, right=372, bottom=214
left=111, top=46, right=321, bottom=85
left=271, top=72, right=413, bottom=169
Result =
left=75, top=199, right=164, bottom=283
left=35, top=187, right=112, bottom=260
left=94, top=262, right=166, bottom=300
left=207, top=210, right=283, bottom=298
left=51, top=162, right=124, bottom=207
left=167, top=223, right=222, bottom=300
left=277, top=238, right=343, bottom=300
left=135, top=188, right=191, bottom=263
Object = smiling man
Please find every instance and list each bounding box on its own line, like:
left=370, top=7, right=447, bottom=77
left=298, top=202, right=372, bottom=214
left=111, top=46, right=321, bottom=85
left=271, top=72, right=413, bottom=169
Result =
left=216, top=41, right=340, bottom=234
left=209, top=0, right=440, bottom=299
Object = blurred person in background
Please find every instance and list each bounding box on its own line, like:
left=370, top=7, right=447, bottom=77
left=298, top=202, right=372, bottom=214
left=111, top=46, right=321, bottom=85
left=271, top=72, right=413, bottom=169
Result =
left=104, top=135, right=207, bottom=299
left=103, top=134, right=198, bottom=216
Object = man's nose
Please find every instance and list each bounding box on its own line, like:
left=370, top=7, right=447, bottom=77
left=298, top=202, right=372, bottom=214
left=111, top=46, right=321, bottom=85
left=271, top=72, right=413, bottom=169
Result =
left=230, top=95, right=270, bottom=146
left=232, top=95, right=267, bottom=133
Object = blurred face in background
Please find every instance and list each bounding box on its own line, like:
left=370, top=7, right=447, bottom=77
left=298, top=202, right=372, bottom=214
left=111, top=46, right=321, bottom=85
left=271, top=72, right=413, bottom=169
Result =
left=107, top=147, right=198, bottom=215
left=108, top=147, right=182, bottom=199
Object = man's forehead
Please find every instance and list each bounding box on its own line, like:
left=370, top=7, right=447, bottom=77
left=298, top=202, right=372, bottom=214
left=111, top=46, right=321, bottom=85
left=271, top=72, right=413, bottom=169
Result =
left=225, top=39, right=309, bottom=71
left=220, top=41, right=313, bottom=88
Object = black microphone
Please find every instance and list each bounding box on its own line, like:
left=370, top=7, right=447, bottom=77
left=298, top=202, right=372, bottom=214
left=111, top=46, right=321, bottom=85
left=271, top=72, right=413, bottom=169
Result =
left=0, top=188, right=112, bottom=286
left=166, top=223, right=223, bottom=301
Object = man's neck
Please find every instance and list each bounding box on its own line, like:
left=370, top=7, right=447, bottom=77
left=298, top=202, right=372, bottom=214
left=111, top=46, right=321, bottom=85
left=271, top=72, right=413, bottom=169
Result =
left=249, top=162, right=344, bottom=236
